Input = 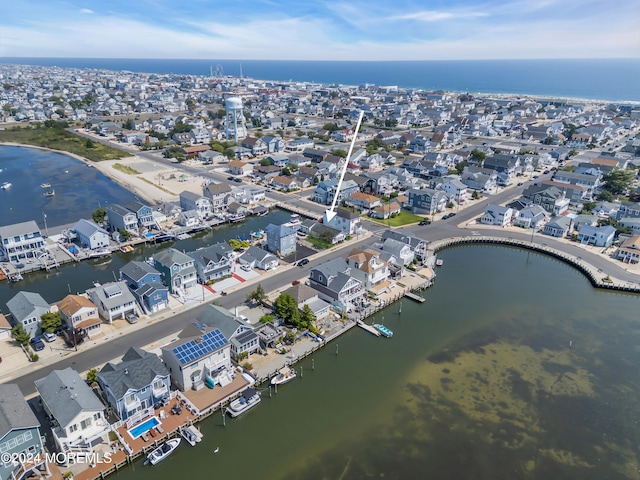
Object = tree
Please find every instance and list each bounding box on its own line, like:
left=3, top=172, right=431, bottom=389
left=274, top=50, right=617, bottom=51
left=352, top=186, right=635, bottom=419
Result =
left=228, top=239, right=250, bottom=251
left=259, top=315, right=274, bottom=324
left=274, top=293, right=300, bottom=324
left=247, top=284, right=267, bottom=306
left=11, top=324, right=30, bottom=346
left=322, top=123, right=340, bottom=132
left=92, top=207, right=106, bottom=224
left=282, top=167, right=292, bottom=176
left=86, top=368, right=98, bottom=385
left=601, top=169, right=635, bottom=196
left=119, top=229, right=132, bottom=241
left=223, top=148, right=236, bottom=159
left=123, top=118, right=134, bottom=130
left=300, top=304, right=316, bottom=328
left=260, top=158, right=271, bottom=166
left=470, top=149, right=486, bottom=164
left=332, top=149, right=347, bottom=158
left=581, top=201, right=596, bottom=213
left=455, top=160, right=469, bottom=175
left=40, top=312, right=62, bottom=333
left=471, top=190, right=481, bottom=200
left=85, top=139, right=96, bottom=149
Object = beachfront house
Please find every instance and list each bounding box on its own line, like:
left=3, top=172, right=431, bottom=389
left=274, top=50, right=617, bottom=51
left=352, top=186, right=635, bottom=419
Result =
left=196, top=305, right=260, bottom=360
left=177, top=210, right=201, bottom=228
left=179, top=191, right=212, bottom=220
left=308, top=258, right=365, bottom=311
left=381, top=237, right=414, bottom=266
left=204, top=183, right=233, bottom=212
left=119, top=260, right=169, bottom=314
left=0, top=220, right=46, bottom=265
left=282, top=283, right=333, bottom=320
left=86, top=281, right=140, bottom=324
left=97, top=347, right=171, bottom=421
left=381, top=230, right=429, bottom=263
left=345, top=248, right=390, bottom=292
left=6, top=291, right=50, bottom=337
left=72, top=219, right=110, bottom=250
left=0, top=384, right=49, bottom=480
left=125, top=200, right=157, bottom=231
left=615, top=235, right=640, bottom=264
left=265, top=223, right=297, bottom=257
left=106, top=204, right=140, bottom=236
left=239, top=246, right=279, bottom=270
left=34, top=368, right=108, bottom=454
left=188, top=243, right=234, bottom=284
left=152, top=248, right=198, bottom=295
left=161, top=322, right=232, bottom=391
left=56, top=294, right=102, bottom=339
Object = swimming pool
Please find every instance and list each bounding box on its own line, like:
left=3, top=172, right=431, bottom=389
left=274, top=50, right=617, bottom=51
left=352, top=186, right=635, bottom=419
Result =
left=128, top=416, right=160, bottom=439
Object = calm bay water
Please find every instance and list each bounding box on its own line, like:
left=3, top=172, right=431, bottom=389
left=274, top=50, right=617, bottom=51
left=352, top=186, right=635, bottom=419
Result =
left=2, top=58, right=640, bottom=101
left=106, top=245, right=640, bottom=480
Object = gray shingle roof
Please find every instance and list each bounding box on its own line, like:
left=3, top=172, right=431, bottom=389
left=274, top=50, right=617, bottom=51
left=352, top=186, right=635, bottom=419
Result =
left=6, top=291, right=50, bottom=322
left=98, top=347, right=169, bottom=399
left=0, top=384, right=40, bottom=439
left=34, top=368, right=104, bottom=428
left=120, top=260, right=160, bottom=283
left=0, top=220, right=41, bottom=240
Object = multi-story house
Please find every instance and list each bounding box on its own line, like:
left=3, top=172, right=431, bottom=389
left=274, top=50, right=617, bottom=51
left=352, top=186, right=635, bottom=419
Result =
left=97, top=347, right=171, bottom=421
left=188, top=243, right=234, bottom=283
left=0, top=221, right=45, bottom=265
left=179, top=191, right=211, bottom=220
left=345, top=192, right=382, bottom=212
left=308, top=258, right=365, bottom=310
left=86, top=281, right=140, bottom=323
left=125, top=200, right=156, bottom=231
left=6, top=291, right=50, bottom=337
left=576, top=225, right=616, bottom=247
left=615, top=235, right=640, bottom=264
left=35, top=368, right=108, bottom=454
left=106, top=204, right=139, bottom=236
left=153, top=248, right=197, bottom=294
left=345, top=248, right=390, bottom=291
left=406, top=188, right=448, bottom=215
left=381, top=229, right=429, bottom=263
left=239, top=246, right=279, bottom=270
left=119, top=260, right=169, bottom=314
left=57, top=294, right=102, bottom=339
left=204, top=183, right=233, bottom=212
left=440, top=178, right=469, bottom=204
left=196, top=305, right=260, bottom=360
left=311, top=179, right=359, bottom=205
left=325, top=208, right=361, bottom=236
left=73, top=219, right=110, bottom=250
left=0, top=384, right=49, bottom=480
left=161, top=322, right=231, bottom=391
left=480, top=205, right=515, bottom=226
left=265, top=223, right=297, bottom=257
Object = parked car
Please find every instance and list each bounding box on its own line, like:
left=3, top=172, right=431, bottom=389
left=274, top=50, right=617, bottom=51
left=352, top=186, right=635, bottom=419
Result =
left=43, top=332, right=56, bottom=343
left=298, top=258, right=309, bottom=266
left=126, top=313, right=138, bottom=324
left=30, top=337, right=45, bottom=351
left=227, top=176, right=234, bottom=181
left=234, top=178, right=242, bottom=183
left=419, top=219, right=431, bottom=226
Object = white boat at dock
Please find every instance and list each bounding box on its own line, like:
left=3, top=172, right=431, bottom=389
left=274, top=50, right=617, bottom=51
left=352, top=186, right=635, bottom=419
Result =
left=435, top=258, right=444, bottom=267
left=176, top=233, right=191, bottom=240
left=88, top=248, right=111, bottom=258
left=373, top=324, right=393, bottom=338
left=226, top=388, right=261, bottom=417
left=145, top=438, right=181, bottom=465
left=181, top=425, right=203, bottom=447
left=270, top=366, right=296, bottom=386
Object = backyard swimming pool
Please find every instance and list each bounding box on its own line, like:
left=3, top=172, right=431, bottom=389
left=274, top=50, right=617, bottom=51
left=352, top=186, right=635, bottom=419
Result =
left=128, top=416, right=160, bottom=439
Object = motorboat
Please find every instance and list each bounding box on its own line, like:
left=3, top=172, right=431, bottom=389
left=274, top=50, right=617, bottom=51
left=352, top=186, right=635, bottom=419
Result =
left=271, top=366, right=297, bottom=386
left=226, top=388, right=261, bottom=417
left=40, top=183, right=51, bottom=188
left=1, top=182, right=12, bottom=190
left=145, top=438, right=181, bottom=465
left=43, top=189, right=55, bottom=197
left=373, top=324, right=393, bottom=338
left=88, top=248, right=111, bottom=258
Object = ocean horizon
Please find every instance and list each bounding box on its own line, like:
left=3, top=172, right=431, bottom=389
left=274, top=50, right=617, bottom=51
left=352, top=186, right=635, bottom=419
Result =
left=2, top=57, right=640, bottom=103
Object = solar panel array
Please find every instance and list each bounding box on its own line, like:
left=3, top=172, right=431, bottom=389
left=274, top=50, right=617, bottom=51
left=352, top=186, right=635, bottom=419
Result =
left=172, top=329, right=228, bottom=365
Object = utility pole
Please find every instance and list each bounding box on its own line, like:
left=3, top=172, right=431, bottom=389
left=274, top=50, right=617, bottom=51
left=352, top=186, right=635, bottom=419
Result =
left=42, top=212, right=49, bottom=238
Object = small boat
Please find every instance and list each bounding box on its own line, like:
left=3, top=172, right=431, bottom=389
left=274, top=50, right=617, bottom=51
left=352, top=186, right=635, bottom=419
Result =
left=120, top=245, right=134, bottom=253
left=43, top=189, right=55, bottom=197
left=435, top=259, right=444, bottom=267
left=226, top=388, right=261, bottom=417
left=181, top=425, right=203, bottom=447
left=373, top=324, right=393, bottom=338
left=145, top=438, right=181, bottom=466
left=0, top=182, right=11, bottom=190
left=176, top=233, right=191, bottom=240
left=88, top=248, right=111, bottom=258
left=40, top=183, right=51, bottom=188
left=270, top=366, right=297, bottom=386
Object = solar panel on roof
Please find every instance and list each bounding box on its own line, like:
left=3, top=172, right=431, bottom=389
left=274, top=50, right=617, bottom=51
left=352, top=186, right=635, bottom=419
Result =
left=171, top=328, right=229, bottom=365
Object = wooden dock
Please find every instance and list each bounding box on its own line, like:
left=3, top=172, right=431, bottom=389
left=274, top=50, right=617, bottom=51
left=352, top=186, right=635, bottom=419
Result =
left=357, top=320, right=381, bottom=336
left=404, top=292, right=425, bottom=303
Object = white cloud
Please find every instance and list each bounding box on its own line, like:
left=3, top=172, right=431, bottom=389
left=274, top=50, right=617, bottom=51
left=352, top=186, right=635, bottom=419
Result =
left=80, top=8, right=93, bottom=14
left=391, top=10, right=489, bottom=22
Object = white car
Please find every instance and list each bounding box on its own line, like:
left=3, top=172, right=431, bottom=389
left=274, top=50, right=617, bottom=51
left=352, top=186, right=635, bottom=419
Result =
left=240, top=264, right=252, bottom=272
left=43, top=332, right=57, bottom=343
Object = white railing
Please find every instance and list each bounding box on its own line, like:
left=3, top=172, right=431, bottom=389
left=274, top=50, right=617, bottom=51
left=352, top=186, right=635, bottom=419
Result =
left=125, top=406, right=155, bottom=429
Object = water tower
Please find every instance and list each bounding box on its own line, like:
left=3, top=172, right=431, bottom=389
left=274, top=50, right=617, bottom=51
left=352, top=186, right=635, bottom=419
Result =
left=225, top=96, right=246, bottom=143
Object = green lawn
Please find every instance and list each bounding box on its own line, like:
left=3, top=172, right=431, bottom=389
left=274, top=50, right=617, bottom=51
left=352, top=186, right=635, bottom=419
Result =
left=0, top=125, right=129, bottom=161
left=366, top=210, right=423, bottom=227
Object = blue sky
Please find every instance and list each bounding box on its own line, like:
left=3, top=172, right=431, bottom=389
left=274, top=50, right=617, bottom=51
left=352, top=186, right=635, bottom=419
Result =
left=1, top=0, right=638, bottom=60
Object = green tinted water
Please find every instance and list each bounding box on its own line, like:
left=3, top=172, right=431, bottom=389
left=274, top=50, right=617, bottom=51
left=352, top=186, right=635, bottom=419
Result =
left=112, top=245, right=640, bottom=480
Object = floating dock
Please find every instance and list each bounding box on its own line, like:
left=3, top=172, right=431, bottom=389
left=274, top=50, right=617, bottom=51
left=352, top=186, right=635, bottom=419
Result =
left=357, top=320, right=381, bottom=336
left=404, top=292, right=425, bottom=303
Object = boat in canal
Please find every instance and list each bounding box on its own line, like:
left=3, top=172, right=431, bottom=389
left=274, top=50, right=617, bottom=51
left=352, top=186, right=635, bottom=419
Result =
left=226, top=388, right=261, bottom=417
left=40, top=183, right=51, bottom=188
left=88, top=248, right=111, bottom=258
left=145, top=438, right=181, bottom=466
left=1, top=182, right=12, bottom=190
left=43, top=189, right=55, bottom=197
left=373, top=323, right=393, bottom=338
left=270, top=366, right=296, bottom=386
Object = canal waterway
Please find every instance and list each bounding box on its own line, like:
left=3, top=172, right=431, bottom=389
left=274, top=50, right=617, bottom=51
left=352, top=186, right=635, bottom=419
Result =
left=106, top=245, right=640, bottom=480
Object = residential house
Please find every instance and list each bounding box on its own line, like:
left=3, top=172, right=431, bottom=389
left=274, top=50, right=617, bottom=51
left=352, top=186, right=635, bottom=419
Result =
left=34, top=368, right=108, bottom=454
left=86, top=281, right=140, bottom=323
left=286, top=138, right=314, bottom=152
left=161, top=322, right=231, bottom=391
left=239, top=246, right=279, bottom=270
left=56, top=294, right=102, bottom=339
left=0, top=221, right=46, bottom=264
left=370, top=201, right=402, bottom=220
left=460, top=168, right=497, bottom=192
left=179, top=191, right=211, bottom=220
left=106, top=204, right=139, bottom=236
left=309, top=223, right=346, bottom=244
left=440, top=178, right=469, bottom=204
left=523, top=185, right=571, bottom=215
left=311, top=179, right=359, bottom=205
left=615, top=235, right=640, bottom=264
left=6, top=291, right=49, bottom=337
left=190, top=127, right=211, bottom=144
left=512, top=204, right=548, bottom=228
left=381, top=229, right=430, bottom=264
left=228, top=160, right=254, bottom=176
left=204, top=182, right=233, bottom=212
left=619, top=217, right=640, bottom=235
left=346, top=248, right=390, bottom=291
left=308, top=257, right=365, bottom=310
left=543, top=216, right=573, bottom=238
left=380, top=237, right=415, bottom=266
left=593, top=201, right=619, bottom=218
left=576, top=225, right=616, bottom=247
left=325, top=208, right=361, bottom=236
left=188, top=243, right=234, bottom=283
left=177, top=210, right=201, bottom=228
left=483, top=154, right=522, bottom=178
left=345, top=192, right=381, bottom=212
left=97, top=347, right=171, bottom=421
left=271, top=175, right=303, bottom=191
left=119, top=261, right=169, bottom=314
left=152, top=248, right=197, bottom=294
left=0, top=384, right=49, bottom=480
left=73, top=219, right=110, bottom=250
left=406, top=188, right=448, bottom=215
left=282, top=283, right=332, bottom=320
left=552, top=171, right=600, bottom=199
left=571, top=214, right=597, bottom=231
left=480, top=205, right=515, bottom=227
left=261, top=135, right=286, bottom=153
left=241, top=137, right=268, bottom=156
left=125, top=200, right=156, bottom=231
left=617, top=201, right=640, bottom=221
left=196, top=305, right=260, bottom=360
left=265, top=223, right=297, bottom=257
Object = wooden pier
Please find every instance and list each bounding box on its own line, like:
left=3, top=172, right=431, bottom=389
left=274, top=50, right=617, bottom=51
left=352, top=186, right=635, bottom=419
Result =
left=357, top=320, right=381, bottom=336
left=404, top=291, right=425, bottom=303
